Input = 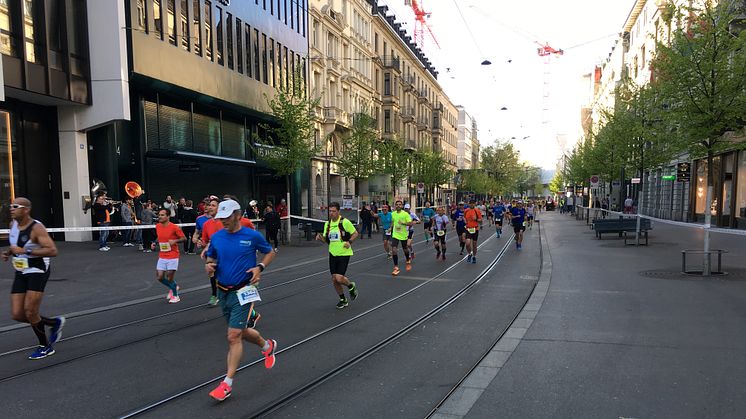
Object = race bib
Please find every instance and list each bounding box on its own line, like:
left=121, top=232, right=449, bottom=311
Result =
left=522, top=221, right=527, bottom=227
left=384, top=228, right=391, bottom=235
left=237, top=285, right=261, bottom=306
left=12, top=257, right=28, bottom=271
left=328, top=231, right=341, bottom=242
left=467, top=227, right=476, bottom=234
left=395, top=224, right=405, bottom=232
left=436, top=230, right=445, bottom=237
left=159, top=242, right=171, bottom=252
left=423, top=216, right=431, bottom=222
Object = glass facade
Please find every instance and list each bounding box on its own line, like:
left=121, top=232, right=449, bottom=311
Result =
left=0, top=111, right=20, bottom=227
left=736, top=151, right=746, bottom=228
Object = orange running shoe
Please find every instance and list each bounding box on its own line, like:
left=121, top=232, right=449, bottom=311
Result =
left=392, top=267, right=400, bottom=276
left=405, top=261, right=412, bottom=271
left=262, top=339, right=277, bottom=369
left=209, top=381, right=232, bottom=401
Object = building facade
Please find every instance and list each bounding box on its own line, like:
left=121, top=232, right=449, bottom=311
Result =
left=456, top=106, right=475, bottom=170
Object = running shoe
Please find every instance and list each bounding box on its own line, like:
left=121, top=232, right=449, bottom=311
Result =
left=517, top=243, right=522, bottom=249
left=459, top=250, right=463, bottom=255
left=168, top=296, right=181, bottom=303
left=392, top=267, right=400, bottom=276
left=405, top=261, right=412, bottom=272
left=209, top=381, right=232, bottom=401
left=98, top=247, right=109, bottom=252
left=247, top=310, right=261, bottom=328
left=49, top=316, right=66, bottom=345
left=28, top=345, right=55, bottom=360
left=467, top=254, right=472, bottom=263
left=435, top=252, right=441, bottom=260
left=348, top=282, right=358, bottom=301
left=167, top=285, right=181, bottom=300
left=442, top=254, right=446, bottom=261
left=336, top=298, right=349, bottom=309
left=208, top=295, right=219, bottom=306
left=472, top=256, right=477, bottom=264
left=411, top=251, right=416, bottom=260
left=387, top=253, right=392, bottom=260
left=262, top=339, right=277, bottom=369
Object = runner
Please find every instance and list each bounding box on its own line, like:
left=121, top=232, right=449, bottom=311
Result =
left=508, top=201, right=527, bottom=249
left=205, top=200, right=277, bottom=402
left=194, top=196, right=219, bottom=305
left=477, top=201, right=487, bottom=229
left=373, top=203, right=393, bottom=259
left=405, top=203, right=420, bottom=259
left=389, top=200, right=413, bottom=276
left=4, top=197, right=63, bottom=360
left=421, top=201, right=435, bottom=244
left=492, top=200, right=506, bottom=238
left=526, top=201, right=536, bottom=230
left=463, top=200, right=483, bottom=263
left=152, top=208, right=186, bottom=303
left=316, top=202, right=359, bottom=309
left=432, top=206, right=450, bottom=260
left=451, top=202, right=467, bottom=255
left=486, top=199, right=494, bottom=226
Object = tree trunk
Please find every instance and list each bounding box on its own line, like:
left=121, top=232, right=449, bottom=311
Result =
left=703, top=148, right=714, bottom=275
left=285, top=174, right=292, bottom=244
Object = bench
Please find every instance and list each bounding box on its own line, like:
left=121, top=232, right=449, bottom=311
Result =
left=592, top=218, right=652, bottom=244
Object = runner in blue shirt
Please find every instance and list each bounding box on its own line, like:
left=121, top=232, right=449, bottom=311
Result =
left=451, top=202, right=467, bottom=255
left=507, top=201, right=527, bottom=249
left=204, top=199, right=277, bottom=402
left=492, top=201, right=506, bottom=238
left=421, top=202, right=436, bottom=244
left=373, top=203, right=393, bottom=259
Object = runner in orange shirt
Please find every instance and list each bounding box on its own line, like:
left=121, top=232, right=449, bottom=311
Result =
left=152, top=209, right=186, bottom=303
left=463, top=199, right=483, bottom=264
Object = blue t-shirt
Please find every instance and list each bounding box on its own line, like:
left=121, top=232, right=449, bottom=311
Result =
left=377, top=211, right=393, bottom=230
left=422, top=207, right=435, bottom=222
left=510, top=207, right=527, bottom=225
left=195, top=214, right=210, bottom=232
left=205, top=227, right=272, bottom=286
left=492, top=205, right=505, bottom=218
left=452, top=209, right=465, bottom=228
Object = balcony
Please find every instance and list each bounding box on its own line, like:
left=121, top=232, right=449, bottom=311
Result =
left=431, top=119, right=442, bottom=134
left=323, top=107, right=351, bottom=129
left=404, top=138, right=417, bottom=151
left=401, top=106, right=415, bottom=122
left=417, top=116, right=429, bottom=131
left=383, top=56, right=401, bottom=72
left=417, top=90, right=429, bottom=104
left=402, top=75, right=415, bottom=91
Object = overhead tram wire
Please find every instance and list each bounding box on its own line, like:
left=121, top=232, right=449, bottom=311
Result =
left=449, top=0, right=491, bottom=65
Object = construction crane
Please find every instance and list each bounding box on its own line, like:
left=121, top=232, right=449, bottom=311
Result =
left=407, top=0, right=440, bottom=50
left=535, top=42, right=564, bottom=126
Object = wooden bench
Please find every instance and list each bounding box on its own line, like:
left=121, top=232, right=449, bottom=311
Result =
left=592, top=218, right=652, bottom=244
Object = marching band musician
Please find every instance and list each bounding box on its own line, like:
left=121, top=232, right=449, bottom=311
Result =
left=92, top=193, right=113, bottom=252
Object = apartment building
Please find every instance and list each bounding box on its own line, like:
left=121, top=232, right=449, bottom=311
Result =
left=456, top=106, right=477, bottom=170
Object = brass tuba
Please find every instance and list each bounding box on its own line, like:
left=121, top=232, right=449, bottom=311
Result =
left=124, top=181, right=145, bottom=199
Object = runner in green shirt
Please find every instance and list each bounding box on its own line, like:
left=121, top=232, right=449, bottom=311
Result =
left=316, top=202, right=359, bottom=309
left=389, top=200, right=413, bottom=276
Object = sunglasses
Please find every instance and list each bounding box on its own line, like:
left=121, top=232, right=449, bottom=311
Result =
left=10, top=204, right=28, bottom=209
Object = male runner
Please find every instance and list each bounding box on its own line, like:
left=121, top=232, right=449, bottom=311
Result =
left=373, top=204, right=393, bottom=259
left=405, top=203, right=420, bottom=259
left=432, top=206, right=450, bottom=260
left=492, top=200, right=506, bottom=238
left=421, top=202, right=435, bottom=244
left=152, top=209, right=186, bottom=303
left=451, top=202, right=467, bottom=255
left=463, top=200, right=483, bottom=263
left=389, top=200, right=413, bottom=276
left=194, top=195, right=219, bottom=305
left=508, top=201, right=527, bottom=249
left=4, top=198, right=63, bottom=360
left=316, top=202, right=359, bottom=309
left=526, top=201, right=536, bottom=230
left=205, top=200, right=277, bottom=401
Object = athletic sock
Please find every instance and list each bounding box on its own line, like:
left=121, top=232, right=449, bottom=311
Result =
left=347, top=283, right=355, bottom=289
left=460, top=243, right=465, bottom=251
left=31, top=322, right=48, bottom=346
left=223, top=377, right=233, bottom=387
left=40, top=316, right=56, bottom=327
left=392, top=254, right=398, bottom=265
left=338, top=293, right=346, bottom=300
left=262, top=340, right=271, bottom=351
left=210, top=276, right=218, bottom=296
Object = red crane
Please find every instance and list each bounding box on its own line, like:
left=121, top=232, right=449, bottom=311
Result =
left=409, top=0, right=440, bottom=49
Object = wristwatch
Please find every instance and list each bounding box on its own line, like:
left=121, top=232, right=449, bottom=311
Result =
left=257, top=263, right=266, bottom=272
left=25, top=248, right=33, bottom=256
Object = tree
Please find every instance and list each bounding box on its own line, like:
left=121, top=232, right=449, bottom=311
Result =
left=410, top=150, right=453, bottom=202
left=336, top=111, right=378, bottom=194
left=549, top=171, right=565, bottom=195
left=651, top=0, right=746, bottom=274
left=480, top=142, right=522, bottom=196
left=373, top=138, right=412, bottom=201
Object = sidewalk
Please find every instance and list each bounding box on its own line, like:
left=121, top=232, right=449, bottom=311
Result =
left=457, top=211, right=746, bottom=418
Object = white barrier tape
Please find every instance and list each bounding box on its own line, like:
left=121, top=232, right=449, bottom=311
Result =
left=577, top=206, right=746, bottom=236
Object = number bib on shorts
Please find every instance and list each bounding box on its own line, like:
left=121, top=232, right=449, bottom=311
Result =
left=385, top=228, right=391, bottom=235
left=423, top=216, right=430, bottom=222
left=159, top=242, right=171, bottom=252
left=467, top=227, right=476, bottom=234
left=237, top=285, right=261, bottom=306
left=437, top=230, right=445, bottom=237
left=12, top=257, right=28, bottom=271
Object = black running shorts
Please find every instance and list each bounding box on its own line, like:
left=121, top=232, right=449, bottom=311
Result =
left=11, top=270, right=51, bottom=294
left=466, top=231, right=479, bottom=241
left=390, top=237, right=405, bottom=248
left=329, top=255, right=351, bottom=276
left=423, top=221, right=432, bottom=229
left=513, top=222, right=526, bottom=234
left=434, top=232, right=447, bottom=244
left=456, top=226, right=466, bottom=237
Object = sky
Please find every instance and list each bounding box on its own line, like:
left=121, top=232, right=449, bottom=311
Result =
left=378, top=0, right=637, bottom=170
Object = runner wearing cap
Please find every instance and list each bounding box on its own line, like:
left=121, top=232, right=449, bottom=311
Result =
left=507, top=201, right=527, bottom=249
left=152, top=208, right=186, bottom=303
left=194, top=195, right=219, bottom=305
left=405, top=203, right=420, bottom=260
left=421, top=202, right=436, bottom=244
left=463, top=200, right=483, bottom=263
left=389, top=200, right=413, bottom=276
left=316, top=202, right=359, bottom=309
left=205, top=200, right=277, bottom=402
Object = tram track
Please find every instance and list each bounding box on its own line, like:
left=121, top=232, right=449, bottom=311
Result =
left=118, top=233, right=512, bottom=418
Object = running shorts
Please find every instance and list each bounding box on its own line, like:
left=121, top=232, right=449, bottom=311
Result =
left=434, top=231, right=447, bottom=244
left=390, top=238, right=405, bottom=248
left=407, top=230, right=414, bottom=240
left=382, top=231, right=391, bottom=242
left=423, top=221, right=432, bottom=229
left=157, top=258, right=180, bottom=271
left=11, top=270, right=51, bottom=294
left=513, top=221, right=526, bottom=233
left=495, top=218, right=503, bottom=226
left=456, top=226, right=466, bottom=237
left=329, top=255, right=351, bottom=276
left=466, top=231, right=479, bottom=241
left=219, top=290, right=253, bottom=329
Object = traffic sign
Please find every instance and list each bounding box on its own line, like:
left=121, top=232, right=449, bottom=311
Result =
left=662, top=175, right=676, bottom=181
left=417, top=182, right=425, bottom=193
left=676, top=162, right=691, bottom=182
left=590, top=175, right=600, bottom=187
left=631, top=177, right=641, bottom=184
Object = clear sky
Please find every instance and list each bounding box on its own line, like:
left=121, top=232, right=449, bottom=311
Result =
left=379, top=0, right=636, bottom=169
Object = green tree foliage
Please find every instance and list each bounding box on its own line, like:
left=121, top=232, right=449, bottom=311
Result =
left=411, top=150, right=453, bottom=194
left=336, top=111, right=378, bottom=181
left=373, top=138, right=412, bottom=194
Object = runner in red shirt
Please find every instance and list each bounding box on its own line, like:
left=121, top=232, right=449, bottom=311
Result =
left=152, top=209, right=186, bottom=303
left=463, top=199, right=483, bottom=264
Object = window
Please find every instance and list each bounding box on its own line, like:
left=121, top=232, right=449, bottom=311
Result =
left=384, top=72, right=390, bottom=95
left=0, top=0, right=17, bottom=56
left=283, top=46, right=289, bottom=90
left=290, top=0, right=294, bottom=30
left=180, top=0, right=189, bottom=50
left=215, top=6, right=223, bottom=65
left=284, top=0, right=287, bottom=24
left=23, top=0, right=44, bottom=63
left=136, top=0, right=147, bottom=30
left=235, top=18, right=242, bottom=73
left=276, top=42, right=283, bottom=89
left=261, top=33, right=267, bottom=84
left=47, top=0, right=64, bottom=69
left=277, top=0, right=281, bottom=21
left=154, top=0, right=163, bottom=39
left=226, top=12, right=233, bottom=69
left=244, top=23, right=252, bottom=78
left=167, top=0, right=176, bottom=45
left=384, top=110, right=391, bottom=133
left=269, top=38, right=275, bottom=87
left=66, top=0, right=87, bottom=76
left=192, top=0, right=201, bottom=55
left=270, top=0, right=273, bottom=14
left=204, top=0, right=212, bottom=60
left=254, top=28, right=260, bottom=80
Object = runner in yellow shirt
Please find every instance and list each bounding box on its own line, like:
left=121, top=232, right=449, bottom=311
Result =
left=389, top=200, right=413, bottom=276
left=316, top=202, right=359, bottom=308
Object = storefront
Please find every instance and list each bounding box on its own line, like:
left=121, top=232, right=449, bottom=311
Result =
left=692, top=149, right=746, bottom=229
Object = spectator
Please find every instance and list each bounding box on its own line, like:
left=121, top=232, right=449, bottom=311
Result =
left=370, top=201, right=379, bottom=232
left=275, top=198, right=288, bottom=218
left=140, top=202, right=156, bottom=252
left=263, top=204, right=281, bottom=252
left=92, top=194, right=113, bottom=251
left=359, top=202, right=373, bottom=239
left=624, top=196, right=634, bottom=214
left=120, top=199, right=135, bottom=247
left=181, top=200, right=197, bottom=254
left=163, top=195, right=177, bottom=222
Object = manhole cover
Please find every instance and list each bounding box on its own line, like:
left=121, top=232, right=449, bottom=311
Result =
left=640, top=269, right=746, bottom=281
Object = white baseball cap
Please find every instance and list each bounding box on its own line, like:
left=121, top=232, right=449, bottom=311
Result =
left=404, top=203, right=411, bottom=209
left=215, top=199, right=241, bottom=219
